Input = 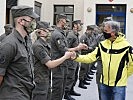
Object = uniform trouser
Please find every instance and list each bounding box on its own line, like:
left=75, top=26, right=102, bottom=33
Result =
left=72, top=65, right=79, bottom=87
left=79, top=63, right=89, bottom=80
left=65, top=68, right=76, bottom=92
left=33, top=80, right=49, bottom=100
left=51, top=65, right=67, bottom=100
left=87, top=62, right=95, bottom=74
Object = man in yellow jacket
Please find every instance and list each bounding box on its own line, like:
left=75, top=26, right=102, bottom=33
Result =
left=71, top=21, right=133, bottom=100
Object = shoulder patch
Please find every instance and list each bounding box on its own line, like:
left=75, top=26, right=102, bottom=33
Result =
left=0, top=53, right=6, bottom=64
left=39, top=50, right=47, bottom=59
left=57, top=40, right=61, bottom=45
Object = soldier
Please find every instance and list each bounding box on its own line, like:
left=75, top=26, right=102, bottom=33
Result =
left=50, top=14, right=88, bottom=100
left=78, top=25, right=96, bottom=89
left=64, top=20, right=83, bottom=100
left=0, top=24, right=13, bottom=42
left=0, top=5, right=39, bottom=100
left=32, top=21, right=73, bottom=100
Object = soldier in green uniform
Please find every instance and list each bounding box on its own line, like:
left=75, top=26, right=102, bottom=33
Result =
left=32, top=21, right=73, bottom=100
left=0, top=24, right=13, bottom=41
left=64, top=20, right=83, bottom=100
left=50, top=14, right=88, bottom=100
left=0, top=5, right=39, bottom=100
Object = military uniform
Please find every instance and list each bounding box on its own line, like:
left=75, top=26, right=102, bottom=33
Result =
left=32, top=21, right=53, bottom=100
left=0, top=5, right=39, bottom=100
left=32, top=38, right=51, bottom=100
left=80, top=31, right=98, bottom=76
left=0, top=30, right=35, bottom=100
left=50, top=26, right=68, bottom=100
left=65, top=30, right=79, bottom=92
left=0, top=34, right=6, bottom=42
left=0, top=24, right=13, bottom=42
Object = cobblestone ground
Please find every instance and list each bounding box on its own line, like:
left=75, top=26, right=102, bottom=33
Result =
left=63, top=73, right=133, bottom=100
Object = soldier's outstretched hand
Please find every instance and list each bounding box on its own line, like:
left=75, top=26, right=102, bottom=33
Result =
left=77, top=43, right=88, bottom=51
left=64, top=51, right=74, bottom=59
left=70, top=51, right=77, bottom=60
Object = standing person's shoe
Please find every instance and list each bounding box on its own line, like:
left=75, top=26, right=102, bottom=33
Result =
left=84, top=77, right=92, bottom=81
left=70, top=89, right=81, bottom=96
left=91, top=66, right=97, bottom=70
left=89, top=72, right=94, bottom=75
left=78, top=80, right=87, bottom=89
left=64, top=91, right=76, bottom=100
left=90, top=70, right=95, bottom=73
left=83, top=80, right=90, bottom=85
left=87, top=75, right=93, bottom=79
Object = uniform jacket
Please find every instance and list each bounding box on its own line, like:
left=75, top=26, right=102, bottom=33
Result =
left=32, top=38, right=51, bottom=83
left=66, top=30, right=79, bottom=69
left=75, top=32, right=133, bottom=86
left=50, top=27, right=68, bottom=60
left=0, top=29, right=34, bottom=99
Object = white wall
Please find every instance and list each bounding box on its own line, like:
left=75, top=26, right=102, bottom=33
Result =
left=126, top=1, right=133, bottom=45
left=17, top=0, right=34, bottom=7
left=84, top=0, right=133, bottom=45
left=0, top=0, right=6, bottom=35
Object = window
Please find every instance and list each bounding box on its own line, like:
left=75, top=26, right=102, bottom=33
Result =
left=96, top=4, right=126, bottom=34
left=54, top=5, right=74, bottom=27
left=34, top=1, right=42, bottom=21
left=6, top=0, right=17, bottom=24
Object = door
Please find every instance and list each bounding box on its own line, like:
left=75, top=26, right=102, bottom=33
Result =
left=96, top=4, right=126, bottom=34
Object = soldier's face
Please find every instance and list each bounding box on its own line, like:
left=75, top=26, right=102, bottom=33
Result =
left=5, top=27, right=13, bottom=35
left=86, top=29, right=93, bottom=36
left=60, top=19, right=67, bottom=28
left=21, top=16, right=36, bottom=34
left=38, top=28, right=51, bottom=40
left=77, top=24, right=82, bottom=31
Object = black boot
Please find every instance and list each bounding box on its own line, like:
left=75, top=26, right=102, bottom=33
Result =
left=64, top=91, right=76, bottom=100
left=91, top=66, right=96, bottom=70
left=83, top=80, right=90, bottom=85
left=78, top=80, right=87, bottom=89
left=70, top=88, right=81, bottom=96
left=89, top=72, right=94, bottom=75
left=84, top=77, right=92, bottom=81
left=90, top=70, right=95, bottom=74
left=87, top=75, right=93, bottom=79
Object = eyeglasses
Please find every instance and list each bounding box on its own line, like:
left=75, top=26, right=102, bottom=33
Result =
left=22, top=19, right=31, bottom=22
left=22, top=19, right=36, bottom=23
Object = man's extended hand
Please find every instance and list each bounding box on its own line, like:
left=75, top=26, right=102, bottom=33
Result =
left=64, top=51, right=74, bottom=59
left=76, top=43, right=88, bottom=51
left=70, top=51, right=77, bottom=60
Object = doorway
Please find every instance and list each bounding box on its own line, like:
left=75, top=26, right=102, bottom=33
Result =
left=96, top=4, right=126, bottom=34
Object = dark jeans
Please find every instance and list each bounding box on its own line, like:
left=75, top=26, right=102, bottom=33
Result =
left=99, top=83, right=126, bottom=100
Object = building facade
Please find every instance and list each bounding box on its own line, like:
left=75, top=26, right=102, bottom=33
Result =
left=0, top=0, right=133, bottom=45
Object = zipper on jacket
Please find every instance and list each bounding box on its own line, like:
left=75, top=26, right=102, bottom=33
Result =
left=108, top=42, right=113, bottom=86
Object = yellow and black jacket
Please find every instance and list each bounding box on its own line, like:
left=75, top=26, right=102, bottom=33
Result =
left=75, top=32, right=133, bottom=86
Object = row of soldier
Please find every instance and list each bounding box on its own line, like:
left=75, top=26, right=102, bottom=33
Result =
left=0, top=5, right=114, bottom=100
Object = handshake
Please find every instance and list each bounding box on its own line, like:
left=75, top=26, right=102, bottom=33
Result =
left=64, top=43, right=88, bottom=60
